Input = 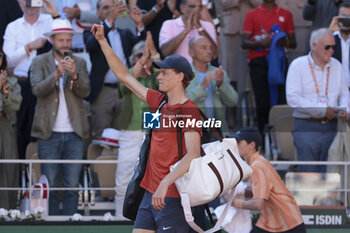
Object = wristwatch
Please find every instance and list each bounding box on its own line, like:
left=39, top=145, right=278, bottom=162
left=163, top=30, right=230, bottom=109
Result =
left=152, top=6, right=158, bottom=14
left=52, top=14, right=61, bottom=19
left=151, top=53, right=160, bottom=59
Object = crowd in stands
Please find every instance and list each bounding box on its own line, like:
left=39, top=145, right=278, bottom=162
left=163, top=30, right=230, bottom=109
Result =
left=0, top=0, right=350, bottom=223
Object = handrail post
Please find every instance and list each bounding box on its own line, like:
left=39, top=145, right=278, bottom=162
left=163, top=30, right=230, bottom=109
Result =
left=345, top=164, right=348, bottom=208
left=29, top=160, right=33, bottom=210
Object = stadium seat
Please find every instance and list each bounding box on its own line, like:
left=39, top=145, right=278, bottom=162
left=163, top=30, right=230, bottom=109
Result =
left=25, top=142, right=40, bottom=183
left=264, top=104, right=296, bottom=161
left=87, top=143, right=118, bottom=199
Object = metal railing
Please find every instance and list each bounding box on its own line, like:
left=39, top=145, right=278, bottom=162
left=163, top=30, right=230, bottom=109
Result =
left=0, top=160, right=350, bottom=212
left=0, top=159, right=121, bottom=215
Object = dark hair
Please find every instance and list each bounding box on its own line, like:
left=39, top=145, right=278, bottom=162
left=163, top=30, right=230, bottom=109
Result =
left=247, top=140, right=260, bottom=151
left=181, top=0, right=188, bottom=5
left=340, top=2, right=350, bottom=10
left=96, top=0, right=102, bottom=9
left=0, top=49, right=7, bottom=71
left=173, top=69, right=194, bottom=88
left=233, top=127, right=262, bottom=151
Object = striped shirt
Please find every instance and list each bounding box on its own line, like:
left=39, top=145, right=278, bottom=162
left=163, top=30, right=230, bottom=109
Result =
left=249, top=152, right=303, bottom=232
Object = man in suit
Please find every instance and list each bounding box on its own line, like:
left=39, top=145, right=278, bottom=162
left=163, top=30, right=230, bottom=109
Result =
left=30, top=19, right=90, bottom=215
left=0, top=0, right=22, bottom=49
left=84, top=0, right=146, bottom=139
left=330, top=2, right=350, bottom=90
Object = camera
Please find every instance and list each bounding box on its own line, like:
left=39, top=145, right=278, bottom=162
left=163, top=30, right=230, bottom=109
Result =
left=338, top=18, right=350, bottom=28
left=26, top=0, right=43, bottom=8
left=63, top=50, right=73, bottom=61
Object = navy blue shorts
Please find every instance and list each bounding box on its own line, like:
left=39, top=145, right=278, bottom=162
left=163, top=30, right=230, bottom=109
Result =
left=133, top=191, right=189, bottom=232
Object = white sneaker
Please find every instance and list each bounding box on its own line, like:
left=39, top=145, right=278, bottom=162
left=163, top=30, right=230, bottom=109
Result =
left=115, top=215, right=130, bottom=221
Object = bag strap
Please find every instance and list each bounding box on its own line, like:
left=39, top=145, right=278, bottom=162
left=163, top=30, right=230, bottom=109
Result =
left=204, top=204, right=215, bottom=226
left=175, top=109, right=215, bottom=226
left=176, top=108, right=184, bottom=160
left=199, top=110, right=223, bottom=143
left=157, top=96, right=168, bottom=112
left=180, top=188, right=236, bottom=233
left=147, top=96, right=167, bottom=138
left=149, top=96, right=167, bottom=133
left=177, top=123, right=183, bottom=160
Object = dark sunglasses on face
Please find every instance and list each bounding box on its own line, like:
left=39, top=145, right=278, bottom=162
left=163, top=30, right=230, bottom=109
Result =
left=0, top=53, right=3, bottom=58
left=135, top=53, right=143, bottom=59
left=324, top=45, right=336, bottom=51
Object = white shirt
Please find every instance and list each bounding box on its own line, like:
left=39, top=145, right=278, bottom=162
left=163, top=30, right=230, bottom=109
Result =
left=286, top=53, right=350, bottom=118
left=334, top=31, right=350, bottom=87
left=104, top=20, right=127, bottom=84
left=52, top=60, right=74, bottom=132
left=3, top=14, right=52, bottom=77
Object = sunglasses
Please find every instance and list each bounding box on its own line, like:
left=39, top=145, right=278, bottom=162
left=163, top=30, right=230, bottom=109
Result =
left=324, top=45, right=336, bottom=51
left=0, top=53, right=3, bottom=58
left=135, top=53, right=143, bottom=59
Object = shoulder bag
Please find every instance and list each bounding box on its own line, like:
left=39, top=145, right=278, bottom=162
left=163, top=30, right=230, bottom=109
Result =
left=123, top=97, right=167, bottom=220
left=171, top=111, right=252, bottom=232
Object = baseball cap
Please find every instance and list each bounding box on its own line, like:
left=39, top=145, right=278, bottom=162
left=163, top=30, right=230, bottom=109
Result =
left=153, top=54, right=193, bottom=78
left=232, top=127, right=262, bottom=148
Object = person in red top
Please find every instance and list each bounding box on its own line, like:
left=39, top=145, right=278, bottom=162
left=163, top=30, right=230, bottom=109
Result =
left=242, top=0, right=296, bottom=134
left=140, top=88, right=202, bottom=198
left=91, top=24, right=202, bottom=232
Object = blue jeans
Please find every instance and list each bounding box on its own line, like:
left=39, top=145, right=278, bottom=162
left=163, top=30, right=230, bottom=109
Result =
left=38, top=132, right=84, bottom=215
left=293, top=119, right=337, bottom=172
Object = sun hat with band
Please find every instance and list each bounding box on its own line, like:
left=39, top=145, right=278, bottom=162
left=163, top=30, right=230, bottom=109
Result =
left=44, top=19, right=79, bottom=37
left=92, top=128, right=121, bottom=148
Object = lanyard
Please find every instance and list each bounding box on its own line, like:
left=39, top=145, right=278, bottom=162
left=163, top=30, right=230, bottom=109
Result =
left=308, top=57, right=330, bottom=97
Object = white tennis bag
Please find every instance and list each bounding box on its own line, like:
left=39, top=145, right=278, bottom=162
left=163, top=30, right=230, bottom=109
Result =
left=171, top=138, right=252, bottom=233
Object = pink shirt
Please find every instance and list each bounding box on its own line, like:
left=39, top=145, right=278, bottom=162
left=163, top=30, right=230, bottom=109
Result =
left=159, top=16, right=217, bottom=62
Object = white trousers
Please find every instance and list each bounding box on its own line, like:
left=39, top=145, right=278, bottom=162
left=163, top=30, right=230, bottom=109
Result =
left=115, top=130, right=145, bottom=216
